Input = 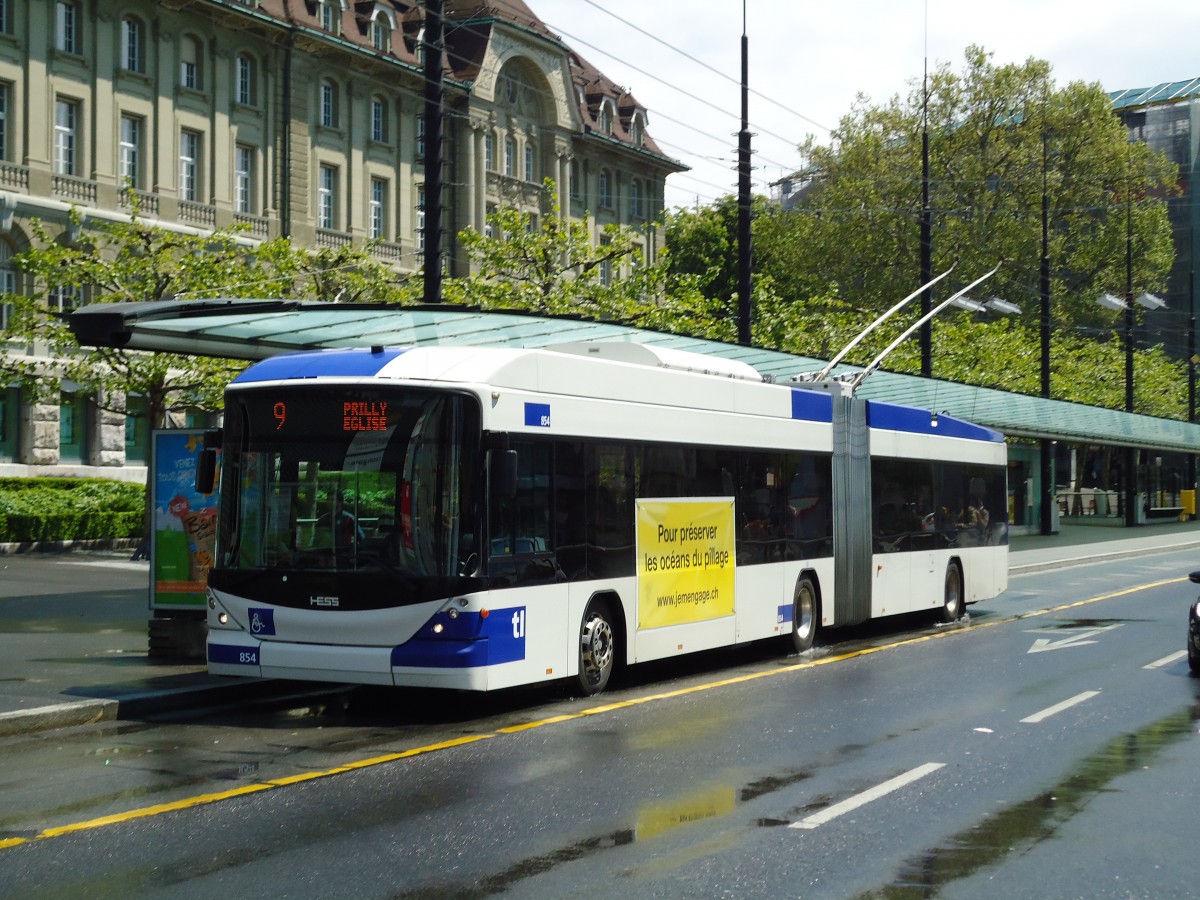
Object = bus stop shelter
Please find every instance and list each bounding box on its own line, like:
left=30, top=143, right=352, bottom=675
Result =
left=69, top=299, right=1200, bottom=536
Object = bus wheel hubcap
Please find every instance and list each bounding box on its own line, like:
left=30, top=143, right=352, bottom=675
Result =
left=581, top=615, right=613, bottom=680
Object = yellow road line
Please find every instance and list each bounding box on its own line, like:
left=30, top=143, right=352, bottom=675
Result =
left=3, top=575, right=1183, bottom=850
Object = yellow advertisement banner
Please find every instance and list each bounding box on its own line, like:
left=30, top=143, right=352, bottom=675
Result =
left=637, top=499, right=735, bottom=629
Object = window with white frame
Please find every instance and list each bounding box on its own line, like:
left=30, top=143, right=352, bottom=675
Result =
left=504, top=136, right=514, bottom=177
left=319, top=0, right=339, bottom=33
left=119, top=115, right=142, bottom=189
left=320, top=80, right=337, bottom=128
left=484, top=131, right=494, bottom=170
left=179, top=129, right=200, bottom=202
left=630, top=113, right=645, bottom=148
left=55, top=1, right=78, bottom=54
left=369, top=177, right=387, bottom=239
left=0, top=241, right=14, bottom=331
left=599, top=168, right=611, bottom=208
left=121, top=16, right=144, bottom=73
left=235, top=54, right=255, bottom=106
left=317, top=163, right=336, bottom=229
left=524, top=143, right=534, bottom=182
left=630, top=178, right=643, bottom=218
left=180, top=36, right=202, bottom=90
left=0, top=82, right=8, bottom=162
left=50, top=285, right=81, bottom=313
left=599, top=235, right=612, bottom=286
left=54, top=99, right=79, bottom=175
left=416, top=185, right=425, bottom=251
left=371, top=96, right=387, bottom=142
left=598, top=101, right=613, bottom=135
left=371, top=16, right=390, bottom=52
left=235, top=145, right=254, bottom=214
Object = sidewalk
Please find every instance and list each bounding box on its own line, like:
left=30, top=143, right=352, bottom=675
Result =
left=2, top=520, right=1199, bottom=738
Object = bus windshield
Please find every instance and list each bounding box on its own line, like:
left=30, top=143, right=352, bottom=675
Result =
left=218, top=387, right=481, bottom=579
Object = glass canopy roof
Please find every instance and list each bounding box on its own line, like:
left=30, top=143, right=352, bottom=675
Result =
left=68, top=300, right=1200, bottom=453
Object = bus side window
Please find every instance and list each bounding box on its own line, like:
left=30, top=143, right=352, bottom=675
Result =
left=489, top=440, right=560, bottom=585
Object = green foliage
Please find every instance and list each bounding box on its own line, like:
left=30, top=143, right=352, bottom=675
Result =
left=0, top=478, right=144, bottom=543
left=660, top=46, right=1186, bottom=419
left=449, top=179, right=654, bottom=318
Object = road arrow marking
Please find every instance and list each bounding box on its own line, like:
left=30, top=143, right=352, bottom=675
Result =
left=1026, top=624, right=1122, bottom=654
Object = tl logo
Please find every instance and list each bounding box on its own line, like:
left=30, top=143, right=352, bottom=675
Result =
left=511, top=608, right=526, bottom=639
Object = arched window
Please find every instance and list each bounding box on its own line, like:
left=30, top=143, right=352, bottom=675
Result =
left=180, top=35, right=203, bottom=90
left=55, top=1, right=79, bottom=54
left=598, top=101, right=613, bottom=136
left=0, top=240, right=15, bottom=330
left=121, top=16, right=145, bottom=73
left=371, top=16, right=390, bottom=52
left=370, top=95, right=387, bottom=142
left=630, top=113, right=645, bottom=148
left=318, top=0, right=340, bottom=34
left=319, top=79, right=338, bottom=128
left=235, top=53, right=256, bottom=106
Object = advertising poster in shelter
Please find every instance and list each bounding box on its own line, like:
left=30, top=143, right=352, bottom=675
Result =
left=151, top=430, right=219, bottom=610
left=636, top=498, right=735, bottom=629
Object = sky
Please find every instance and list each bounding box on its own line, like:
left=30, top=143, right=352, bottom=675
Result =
left=534, top=0, right=1200, bottom=210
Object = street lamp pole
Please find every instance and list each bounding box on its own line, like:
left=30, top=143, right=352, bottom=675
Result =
left=1123, top=153, right=1137, bottom=526
left=736, top=0, right=752, bottom=346
left=1040, top=117, right=1054, bottom=535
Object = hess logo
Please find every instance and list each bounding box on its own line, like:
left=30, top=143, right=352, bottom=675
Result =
left=310, top=595, right=340, bottom=608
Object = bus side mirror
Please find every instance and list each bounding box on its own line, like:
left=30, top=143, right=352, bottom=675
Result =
left=492, top=449, right=518, bottom=499
left=196, top=449, right=218, bottom=495
left=195, top=430, right=222, bottom=494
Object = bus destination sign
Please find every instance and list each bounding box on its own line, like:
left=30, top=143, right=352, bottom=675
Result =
left=343, top=400, right=388, bottom=432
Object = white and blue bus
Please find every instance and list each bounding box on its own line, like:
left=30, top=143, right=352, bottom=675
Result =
left=202, top=341, right=1007, bottom=694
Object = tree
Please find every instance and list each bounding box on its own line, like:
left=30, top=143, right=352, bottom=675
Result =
left=449, top=179, right=633, bottom=315
left=788, top=47, right=1177, bottom=331
left=660, top=47, right=1186, bottom=415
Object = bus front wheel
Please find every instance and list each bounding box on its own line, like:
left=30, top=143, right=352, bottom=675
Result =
left=577, top=601, right=616, bottom=695
left=939, top=562, right=964, bottom=623
left=789, top=576, right=819, bottom=654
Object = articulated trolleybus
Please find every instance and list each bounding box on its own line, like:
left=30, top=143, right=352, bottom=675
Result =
left=202, top=341, right=1007, bottom=695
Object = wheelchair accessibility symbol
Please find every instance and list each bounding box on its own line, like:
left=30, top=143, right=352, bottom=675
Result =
left=247, top=608, right=276, bottom=636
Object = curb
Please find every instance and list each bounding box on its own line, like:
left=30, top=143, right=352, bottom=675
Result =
left=0, top=679, right=344, bottom=738
left=1009, top=539, right=1200, bottom=576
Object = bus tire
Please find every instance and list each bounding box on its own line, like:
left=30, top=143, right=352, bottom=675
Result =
left=577, top=600, right=616, bottom=695
left=939, top=561, right=964, bottom=623
left=789, top=575, right=819, bottom=654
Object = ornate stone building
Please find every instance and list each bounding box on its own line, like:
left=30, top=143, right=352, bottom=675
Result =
left=0, top=0, right=683, bottom=479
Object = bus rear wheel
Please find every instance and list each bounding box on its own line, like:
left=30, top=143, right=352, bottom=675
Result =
left=577, top=601, right=616, bottom=695
left=789, top=576, right=818, bottom=654
left=939, top=562, right=964, bottom=623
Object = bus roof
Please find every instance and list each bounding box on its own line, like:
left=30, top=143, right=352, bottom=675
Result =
left=232, top=344, right=1002, bottom=443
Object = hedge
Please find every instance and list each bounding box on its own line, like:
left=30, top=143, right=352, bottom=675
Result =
left=0, top=478, right=145, bottom=543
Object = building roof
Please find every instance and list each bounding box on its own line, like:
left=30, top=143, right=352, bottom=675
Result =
left=67, top=302, right=1200, bottom=455
left=1109, top=77, right=1200, bottom=110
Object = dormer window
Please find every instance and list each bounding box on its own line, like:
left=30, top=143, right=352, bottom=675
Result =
left=598, top=100, right=614, bottom=136
left=630, top=112, right=646, bottom=148
left=318, top=0, right=339, bottom=34
left=371, top=17, right=390, bottom=52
